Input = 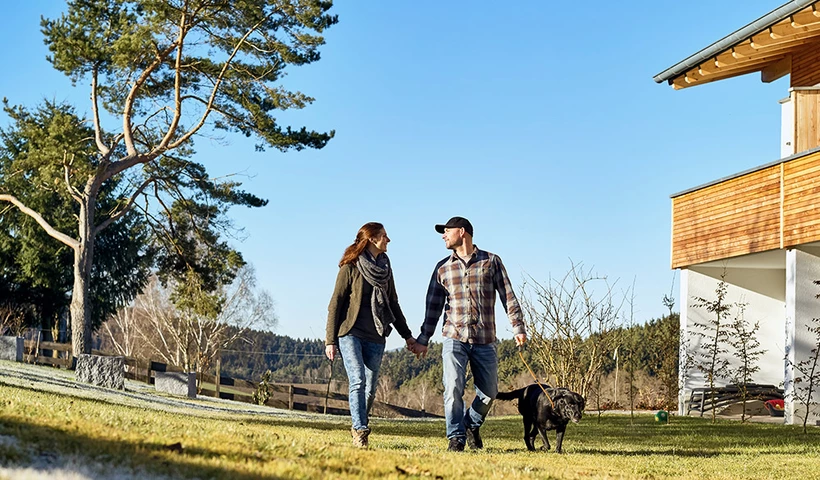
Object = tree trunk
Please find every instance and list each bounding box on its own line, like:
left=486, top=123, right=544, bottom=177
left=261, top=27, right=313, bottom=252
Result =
left=70, top=195, right=97, bottom=358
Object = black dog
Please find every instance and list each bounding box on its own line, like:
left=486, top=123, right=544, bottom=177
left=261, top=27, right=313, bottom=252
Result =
left=495, top=384, right=585, bottom=452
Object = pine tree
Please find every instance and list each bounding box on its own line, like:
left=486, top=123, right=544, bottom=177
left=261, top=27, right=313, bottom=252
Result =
left=0, top=1, right=336, bottom=356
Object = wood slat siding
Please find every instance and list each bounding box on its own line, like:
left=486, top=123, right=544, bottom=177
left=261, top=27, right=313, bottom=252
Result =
left=795, top=90, right=820, bottom=153
left=673, top=150, right=820, bottom=268
left=671, top=166, right=781, bottom=268
left=784, top=152, right=820, bottom=246
left=791, top=43, right=820, bottom=88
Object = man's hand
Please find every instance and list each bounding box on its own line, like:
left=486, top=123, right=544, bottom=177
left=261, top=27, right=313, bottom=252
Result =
left=515, top=333, right=527, bottom=347
left=409, top=341, right=428, bottom=359
left=325, top=344, right=338, bottom=361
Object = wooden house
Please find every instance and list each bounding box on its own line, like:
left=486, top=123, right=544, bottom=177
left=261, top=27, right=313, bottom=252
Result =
left=655, top=0, right=820, bottom=423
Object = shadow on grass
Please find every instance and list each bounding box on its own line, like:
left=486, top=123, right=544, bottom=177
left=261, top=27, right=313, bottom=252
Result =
left=8, top=378, right=820, bottom=466
left=0, top=416, right=284, bottom=480
left=2, top=379, right=354, bottom=433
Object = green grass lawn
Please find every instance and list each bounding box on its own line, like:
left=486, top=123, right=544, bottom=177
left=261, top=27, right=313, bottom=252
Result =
left=2, top=378, right=820, bottom=479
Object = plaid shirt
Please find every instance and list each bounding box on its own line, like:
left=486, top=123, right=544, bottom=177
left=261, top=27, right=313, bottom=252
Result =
left=417, top=247, right=525, bottom=346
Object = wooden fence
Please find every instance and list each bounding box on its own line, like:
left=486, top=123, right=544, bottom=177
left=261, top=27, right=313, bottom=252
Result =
left=21, top=340, right=440, bottom=419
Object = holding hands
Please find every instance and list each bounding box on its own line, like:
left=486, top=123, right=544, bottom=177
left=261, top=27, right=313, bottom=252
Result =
left=406, top=337, right=428, bottom=359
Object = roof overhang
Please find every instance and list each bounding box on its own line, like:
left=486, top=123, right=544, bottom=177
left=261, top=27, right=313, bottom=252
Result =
left=654, top=0, right=820, bottom=89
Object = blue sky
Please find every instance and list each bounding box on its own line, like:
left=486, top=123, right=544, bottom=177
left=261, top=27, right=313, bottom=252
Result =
left=0, top=1, right=793, bottom=350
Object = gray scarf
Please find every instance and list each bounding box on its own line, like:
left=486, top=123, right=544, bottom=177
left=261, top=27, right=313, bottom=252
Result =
left=356, top=251, right=396, bottom=336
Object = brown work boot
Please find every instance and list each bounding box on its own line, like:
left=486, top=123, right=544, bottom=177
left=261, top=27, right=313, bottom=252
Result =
left=351, top=427, right=371, bottom=448
left=464, top=408, right=483, bottom=449
left=466, top=425, right=483, bottom=450
left=447, top=437, right=465, bottom=452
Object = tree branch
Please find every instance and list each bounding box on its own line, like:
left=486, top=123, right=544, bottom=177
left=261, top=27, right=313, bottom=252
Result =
left=156, top=10, right=188, bottom=152
left=0, top=194, right=78, bottom=248
left=167, top=13, right=273, bottom=151
left=122, top=42, right=179, bottom=156
left=94, top=176, right=157, bottom=235
left=91, top=66, right=110, bottom=156
left=63, top=152, right=83, bottom=204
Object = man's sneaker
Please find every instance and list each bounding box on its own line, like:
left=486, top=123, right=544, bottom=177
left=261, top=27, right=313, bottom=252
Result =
left=466, top=425, right=483, bottom=450
left=447, top=438, right=465, bottom=452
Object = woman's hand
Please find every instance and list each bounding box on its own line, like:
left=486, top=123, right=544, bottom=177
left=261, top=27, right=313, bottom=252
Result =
left=325, top=344, right=338, bottom=361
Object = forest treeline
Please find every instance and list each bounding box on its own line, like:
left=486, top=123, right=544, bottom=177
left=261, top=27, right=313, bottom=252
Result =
left=218, top=313, right=679, bottom=396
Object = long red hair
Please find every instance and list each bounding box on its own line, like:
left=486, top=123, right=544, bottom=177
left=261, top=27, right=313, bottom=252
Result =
left=339, top=222, right=384, bottom=267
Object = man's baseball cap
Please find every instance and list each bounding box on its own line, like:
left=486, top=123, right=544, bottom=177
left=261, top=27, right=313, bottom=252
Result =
left=435, top=216, right=473, bottom=237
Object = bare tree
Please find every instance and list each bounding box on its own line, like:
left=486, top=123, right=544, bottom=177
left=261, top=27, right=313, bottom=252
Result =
left=98, top=264, right=275, bottom=373
left=406, top=370, right=440, bottom=413
left=690, top=273, right=733, bottom=423
left=0, top=304, right=27, bottom=337
left=786, top=282, right=820, bottom=433
left=377, top=374, right=395, bottom=405
left=624, top=281, right=638, bottom=425
left=100, top=306, right=140, bottom=357
left=678, top=331, right=696, bottom=417
left=521, top=262, right=627, bottom=398
left=726, top=304, right=764, bottom=423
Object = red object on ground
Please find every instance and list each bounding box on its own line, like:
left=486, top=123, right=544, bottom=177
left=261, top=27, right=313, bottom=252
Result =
left=764, top=399, right=785, bottom=417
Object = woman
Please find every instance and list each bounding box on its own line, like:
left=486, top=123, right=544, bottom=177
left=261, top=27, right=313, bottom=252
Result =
left=326, top=222, right=416, bottom=448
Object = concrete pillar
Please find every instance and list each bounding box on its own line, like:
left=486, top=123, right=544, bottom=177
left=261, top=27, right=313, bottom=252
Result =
left=678, top=269, right=689, bottom=416
left=154, top=371, right=197, bottom=398
left=785, top=249, right=797, bottom=424
left=75, top=354, right=125, bottom=390
left=784, top=248, right=820, bottom=425
left=0, top=336, right=24, bottom=362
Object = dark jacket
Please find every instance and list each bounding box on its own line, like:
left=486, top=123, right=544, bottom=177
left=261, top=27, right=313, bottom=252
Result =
left=326, top=263, right=412, bottom=345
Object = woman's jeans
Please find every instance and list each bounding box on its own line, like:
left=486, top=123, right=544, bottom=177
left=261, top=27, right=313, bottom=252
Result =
left=442, top=338, right=498, bottom=440
left=338, top=335, right=385, bottom=431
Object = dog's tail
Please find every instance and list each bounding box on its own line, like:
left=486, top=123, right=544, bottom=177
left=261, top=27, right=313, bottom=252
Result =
left=495, top=387, right=527, bottom=401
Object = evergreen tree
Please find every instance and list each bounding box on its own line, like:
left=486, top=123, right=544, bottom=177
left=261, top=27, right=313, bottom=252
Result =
left=0, top=101, right=152, bottom=335
left=1, top=0, right=336, bottom=356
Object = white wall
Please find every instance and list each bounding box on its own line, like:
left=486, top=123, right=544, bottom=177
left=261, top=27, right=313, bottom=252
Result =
left=680, top=266, right=786, bottom=413
left=781, top=95, right=794, bottom=158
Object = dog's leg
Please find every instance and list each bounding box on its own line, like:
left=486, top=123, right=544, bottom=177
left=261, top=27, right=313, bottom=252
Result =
left=523, top=418, right=536, bottom=451
left=537, top=425, right=550, bottom=451
left=554, top=426, right=566, bottom=454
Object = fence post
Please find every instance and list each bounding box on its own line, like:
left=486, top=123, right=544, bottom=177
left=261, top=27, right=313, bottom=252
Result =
left=33, top=330, right=41, bottom=364
left=288, top=385, right=294, bottom=410
left=215, top=352, right=221, bottom=398
left=146, top=359, right=153, bottom=385
left=324, top=357, right=334, bottom=414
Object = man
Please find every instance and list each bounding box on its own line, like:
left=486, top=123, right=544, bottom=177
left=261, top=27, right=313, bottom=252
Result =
left=410, top=216, right=526, bottom=452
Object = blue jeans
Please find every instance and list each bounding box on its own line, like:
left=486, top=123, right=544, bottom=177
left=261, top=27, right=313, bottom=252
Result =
left=338, top=335, right=385, bottom=431
left=442, top=338, right=498, bottom=440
